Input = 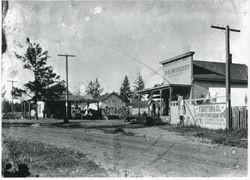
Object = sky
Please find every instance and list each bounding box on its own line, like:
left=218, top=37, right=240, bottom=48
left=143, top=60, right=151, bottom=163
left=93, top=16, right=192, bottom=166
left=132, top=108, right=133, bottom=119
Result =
left=2, top=0, right=249, bottom=100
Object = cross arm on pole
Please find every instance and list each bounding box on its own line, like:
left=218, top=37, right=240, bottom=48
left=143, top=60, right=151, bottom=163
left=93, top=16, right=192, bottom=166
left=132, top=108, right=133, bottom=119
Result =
left=58, top=54, right=76, bottom=57
left=211, top=25, right=240, bottom=32
left=7, top=80, right=18, bottom=83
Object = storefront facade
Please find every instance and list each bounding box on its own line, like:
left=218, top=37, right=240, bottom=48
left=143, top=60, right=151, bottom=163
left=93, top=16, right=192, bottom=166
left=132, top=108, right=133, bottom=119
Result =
left=138, top=51, right=248, bottom=122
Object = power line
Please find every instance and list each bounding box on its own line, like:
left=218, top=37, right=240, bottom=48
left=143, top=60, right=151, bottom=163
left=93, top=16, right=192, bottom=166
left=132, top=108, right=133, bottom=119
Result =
left=81, top=35, right=171, bottom=85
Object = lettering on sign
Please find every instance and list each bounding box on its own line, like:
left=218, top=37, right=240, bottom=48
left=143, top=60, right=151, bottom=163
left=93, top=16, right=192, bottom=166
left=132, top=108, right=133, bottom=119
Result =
left=194, top=103, right=226, bottom=129
left=196, top=104, right=226, bottom=113
left=165, top=64, right=190, bottom=76
left=163, top=56, right=192, bottom=85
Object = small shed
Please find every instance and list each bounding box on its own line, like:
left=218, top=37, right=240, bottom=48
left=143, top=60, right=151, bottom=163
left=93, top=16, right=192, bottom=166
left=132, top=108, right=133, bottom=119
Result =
left=46, top=93, right=99, bottom=119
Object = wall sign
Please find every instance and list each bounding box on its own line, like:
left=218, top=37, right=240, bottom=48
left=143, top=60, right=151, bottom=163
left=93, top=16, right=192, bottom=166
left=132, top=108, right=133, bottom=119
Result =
left=163, top=56, right=192, bottom=85
left=194, top=103, right=226, bottom=129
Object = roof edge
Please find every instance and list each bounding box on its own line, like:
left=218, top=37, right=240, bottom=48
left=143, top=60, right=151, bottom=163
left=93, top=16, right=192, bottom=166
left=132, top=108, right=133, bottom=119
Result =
left=193, top=60, right=248, bottom=66
left=160, top=51, right=195, bottom=65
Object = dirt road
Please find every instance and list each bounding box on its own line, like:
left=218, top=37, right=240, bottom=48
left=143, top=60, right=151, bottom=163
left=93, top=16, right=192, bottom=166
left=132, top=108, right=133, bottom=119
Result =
left=2, top=125, right=247, bottom=177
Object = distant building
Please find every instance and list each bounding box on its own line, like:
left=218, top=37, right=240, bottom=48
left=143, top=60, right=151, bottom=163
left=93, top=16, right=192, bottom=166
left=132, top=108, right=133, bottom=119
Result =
left=98, top=92, right=126, bottom=109
left=46, top=92, right=98, bottom=119
left=22, top=92, right=99, bottom=119
left=97, top=92, right=127, bottom=118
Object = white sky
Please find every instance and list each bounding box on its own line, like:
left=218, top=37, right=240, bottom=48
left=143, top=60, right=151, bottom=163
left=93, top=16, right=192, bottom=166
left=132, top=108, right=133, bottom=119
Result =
left=2, top=0, right=249, bottom=100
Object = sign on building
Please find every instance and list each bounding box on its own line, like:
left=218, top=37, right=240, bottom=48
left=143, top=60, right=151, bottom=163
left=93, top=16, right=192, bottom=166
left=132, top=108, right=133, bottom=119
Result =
left=170, top=101, right=227, bottom=130
left=194, top=103, right=226, bottom=130
left=163, top=56, right=192, bottom=85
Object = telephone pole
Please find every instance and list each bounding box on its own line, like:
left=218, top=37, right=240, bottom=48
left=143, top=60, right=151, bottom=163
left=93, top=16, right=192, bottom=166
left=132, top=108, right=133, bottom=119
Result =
left=58, top=54, right=75, bottom=123
left=7, top=80, right=18, bottom=117
left=211, top=25, right=240, bottom=129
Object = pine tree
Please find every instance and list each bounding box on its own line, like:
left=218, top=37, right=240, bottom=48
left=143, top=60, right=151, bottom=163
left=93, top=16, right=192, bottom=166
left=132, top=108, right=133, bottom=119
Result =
left=120, top=75, right=132, bottom=103
left=94, top=78, right=104, bottom=98
left=132, top=73, right=145, bottom=101
left=85, top=78, right=104, bottom=98
left=15, top=38, right=65, bottom=119
left=133, top=73, right=145, bottom=92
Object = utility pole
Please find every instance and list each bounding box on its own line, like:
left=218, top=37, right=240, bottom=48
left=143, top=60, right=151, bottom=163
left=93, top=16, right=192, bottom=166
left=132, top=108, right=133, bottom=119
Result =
left=211, top=25, right=240, bottom=129
left=7, top=80, right=18, bottom=117
left=58, top=54, right=75, bottom=123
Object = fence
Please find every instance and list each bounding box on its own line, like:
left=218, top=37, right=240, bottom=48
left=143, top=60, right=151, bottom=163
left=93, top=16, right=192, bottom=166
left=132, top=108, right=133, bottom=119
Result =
left=103, top=107, right=129, bottom=119
left=232, top=106, right=248, bottom=130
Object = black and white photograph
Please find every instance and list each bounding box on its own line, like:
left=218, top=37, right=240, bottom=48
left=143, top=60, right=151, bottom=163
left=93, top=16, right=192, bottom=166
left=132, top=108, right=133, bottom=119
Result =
left=1, top=0, right=249, bottom=177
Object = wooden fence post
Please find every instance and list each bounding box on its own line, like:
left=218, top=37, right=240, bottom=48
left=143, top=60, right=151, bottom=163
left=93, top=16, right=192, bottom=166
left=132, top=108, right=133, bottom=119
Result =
left=232, top=107, right=236, bottom=129
left=235, top=107, right=239, bottom=130
left=243, top=107, right=246, bottom=129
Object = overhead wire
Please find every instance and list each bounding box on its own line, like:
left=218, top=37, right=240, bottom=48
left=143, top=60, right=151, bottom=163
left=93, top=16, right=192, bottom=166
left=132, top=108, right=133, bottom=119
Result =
left=81, top=35, right=171, bottom=85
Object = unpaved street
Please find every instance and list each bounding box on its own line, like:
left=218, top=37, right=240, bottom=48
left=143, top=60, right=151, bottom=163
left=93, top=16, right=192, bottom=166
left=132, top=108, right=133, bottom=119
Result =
left=2, top=125, right=247, bottom=177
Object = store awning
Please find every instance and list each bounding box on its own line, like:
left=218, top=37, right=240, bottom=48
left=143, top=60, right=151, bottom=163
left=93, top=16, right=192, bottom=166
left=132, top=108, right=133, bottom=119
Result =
left=137, top=83, right=191, bottom=95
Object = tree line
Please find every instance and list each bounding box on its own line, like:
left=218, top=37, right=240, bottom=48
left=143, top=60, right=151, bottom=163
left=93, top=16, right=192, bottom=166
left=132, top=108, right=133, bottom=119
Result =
left=85, top=73, right=145, bottom=103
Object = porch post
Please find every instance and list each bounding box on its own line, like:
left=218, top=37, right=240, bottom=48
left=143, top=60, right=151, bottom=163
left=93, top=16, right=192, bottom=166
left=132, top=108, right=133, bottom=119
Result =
left=138, top=94, right=141, bottom=117
left=28, top=101, right=31, bottom=119
left=148, top=98, right=150, bottom=115
left=169, top=87, right=172, bottom=102
left=24, top=102, right=27, bottom=118
left=169, top=87, right=173, bottom=117
left=148, top=91, right=153, bottom=116
left=160, top=89, right=162, bottom=116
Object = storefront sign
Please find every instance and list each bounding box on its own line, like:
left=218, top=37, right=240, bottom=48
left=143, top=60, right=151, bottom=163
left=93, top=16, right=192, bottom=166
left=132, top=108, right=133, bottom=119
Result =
left=165, top=64, right=190, bottom=76
left=163, top=56, right=192, bottom=85
left=194, top=103, right=226, bottom=129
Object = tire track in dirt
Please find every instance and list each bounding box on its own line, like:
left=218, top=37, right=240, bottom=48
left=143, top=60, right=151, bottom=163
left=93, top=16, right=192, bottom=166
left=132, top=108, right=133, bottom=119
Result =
left=2, top=126, right=247, bottom=177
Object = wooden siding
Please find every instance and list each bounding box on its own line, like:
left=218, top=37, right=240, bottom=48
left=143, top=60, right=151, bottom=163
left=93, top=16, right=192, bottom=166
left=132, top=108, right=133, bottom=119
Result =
left=192, top=81, right=247, bottom=99
left=163, top=56, right=192, bottom=85
left=192, top=82, right=209, bottom=99
left=100, top=94, right=125, bottom=108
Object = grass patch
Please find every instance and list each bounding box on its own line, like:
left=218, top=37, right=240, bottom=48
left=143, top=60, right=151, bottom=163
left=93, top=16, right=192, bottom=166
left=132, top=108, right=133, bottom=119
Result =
left=2, top=136, right=107, bottom=177
left=160, top=125, right=247, bottom=148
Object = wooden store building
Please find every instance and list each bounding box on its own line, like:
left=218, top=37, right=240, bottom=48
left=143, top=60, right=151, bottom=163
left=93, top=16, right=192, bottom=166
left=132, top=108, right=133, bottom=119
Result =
left=137, top=51, right=248, bottom=123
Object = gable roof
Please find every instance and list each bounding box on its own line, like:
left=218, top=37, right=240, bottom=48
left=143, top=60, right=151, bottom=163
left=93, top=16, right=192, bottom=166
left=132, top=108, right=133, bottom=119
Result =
left=193, top=60, right=248, bottom=83
left=49, top=94, right=98, bottom=103
left=98, top=92, right=123, bottom=102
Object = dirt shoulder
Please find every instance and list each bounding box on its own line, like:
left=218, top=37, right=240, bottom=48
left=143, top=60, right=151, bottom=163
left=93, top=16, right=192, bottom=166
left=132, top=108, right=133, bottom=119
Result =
left=2, top=124, right=248, bottom=177
left=2, top=136, right=107, bottom=177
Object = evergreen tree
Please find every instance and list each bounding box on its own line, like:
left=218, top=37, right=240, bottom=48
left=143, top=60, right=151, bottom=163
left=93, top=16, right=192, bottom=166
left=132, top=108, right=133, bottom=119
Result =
left=120, top=75, right=132, bottom=103
left=133, top=73, right=145, bottom=92
left=15, top=38, right=65, bottom=119
left=132, top=73, right=145, bottom=101
left=94, top=78, right=104, bottom=98
left=2, top=99, right=12, bottom=116
left=85, top=78, right=104, bottom=98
